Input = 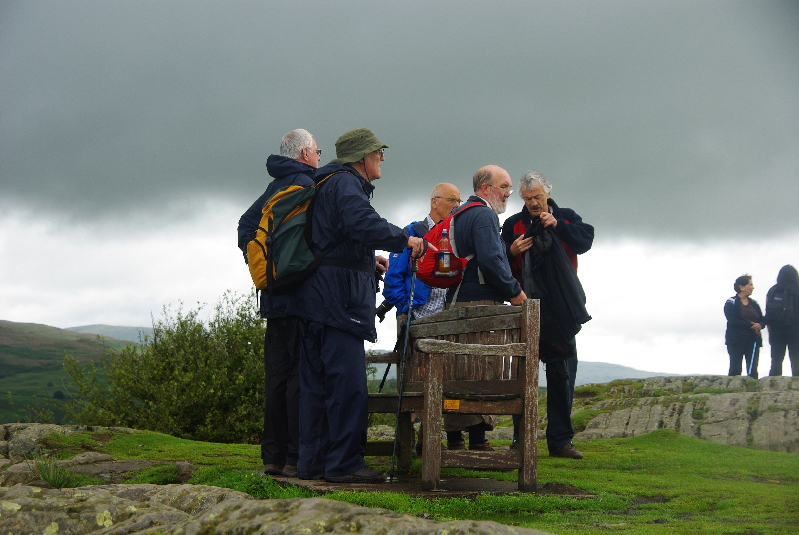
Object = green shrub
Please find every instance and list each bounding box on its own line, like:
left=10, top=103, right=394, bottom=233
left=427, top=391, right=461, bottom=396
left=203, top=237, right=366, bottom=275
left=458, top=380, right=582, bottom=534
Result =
left=24, top=452, right=104, bottom=488
left=64, top=292, right=265, bottom=443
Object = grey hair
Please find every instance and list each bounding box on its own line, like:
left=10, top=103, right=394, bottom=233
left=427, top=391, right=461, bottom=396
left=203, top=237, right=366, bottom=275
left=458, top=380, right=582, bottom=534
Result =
left=472, top=167, right=494, bottom=192
left=519, top=171, right=552, bottom=196
left=279, top=129, right=314, bottom=159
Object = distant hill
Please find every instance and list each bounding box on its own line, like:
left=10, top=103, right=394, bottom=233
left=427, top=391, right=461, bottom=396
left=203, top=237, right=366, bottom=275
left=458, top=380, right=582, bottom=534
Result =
left=0, top=320, right=132, bottom=379
left=0, top=320, right=137, bottom=423
left=66, top=324, right=154, bottom=343
left=368, top=356, right=672, bottom=386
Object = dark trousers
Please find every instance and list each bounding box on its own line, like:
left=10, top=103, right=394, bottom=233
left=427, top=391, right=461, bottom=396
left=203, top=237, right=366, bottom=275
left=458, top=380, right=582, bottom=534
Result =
left=769, top=327, right=799, bottom=377
left=261, top=316, right=301, bottom=467
left=297, top=319, right=368, bottom=479
left=513, top=353, right=578, bottom=450
left=727, top=340, right=760, bottom=378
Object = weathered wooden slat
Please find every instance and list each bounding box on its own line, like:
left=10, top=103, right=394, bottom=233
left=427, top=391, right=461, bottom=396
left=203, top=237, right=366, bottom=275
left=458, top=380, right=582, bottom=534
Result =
left=366, top=394, right=424, bottom=414
left=441, top=450, right=520, bottom=468
left=365, top=352, right=399, bottom=364
left=410, top=314, right=521, bottom=338
left=441, top=398, right=523, bottom=414
left=410, top=305, right=520, bottom=325
left=441, top=379, right=521, bottom=395
left=415, top=339, right=526, bottom=357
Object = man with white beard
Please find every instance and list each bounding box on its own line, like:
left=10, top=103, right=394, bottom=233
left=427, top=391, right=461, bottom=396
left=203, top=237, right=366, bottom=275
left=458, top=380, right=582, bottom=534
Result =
left=447, top=165, right=527, bottom=307
left=441, top=165, right=527, bottom=450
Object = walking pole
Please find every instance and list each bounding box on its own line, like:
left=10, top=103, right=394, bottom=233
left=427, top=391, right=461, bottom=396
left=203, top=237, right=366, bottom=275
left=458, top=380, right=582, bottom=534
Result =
left=748, top=341, right=758, bottom=377
left=388, top=254, right=420, bottom=482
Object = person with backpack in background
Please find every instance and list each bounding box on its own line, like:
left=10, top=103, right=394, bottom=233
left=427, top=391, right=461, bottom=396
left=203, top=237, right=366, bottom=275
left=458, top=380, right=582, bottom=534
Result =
left=286, top=128, right=428, bottom=484
left=237, top=129, right=322, bottom=478
left=501, top=171, right=593, bottom=459
left=442, top=165, right=527, bottom=451
left=724, top=274, right=765, bottom=379
left=382, top=183, right=465, bottom=453
left=765, top=265, right=799, bottom=376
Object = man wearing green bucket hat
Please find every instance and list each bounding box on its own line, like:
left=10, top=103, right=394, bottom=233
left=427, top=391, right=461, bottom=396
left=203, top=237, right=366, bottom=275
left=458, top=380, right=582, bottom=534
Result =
left=287, top=128, right=431, bottom=484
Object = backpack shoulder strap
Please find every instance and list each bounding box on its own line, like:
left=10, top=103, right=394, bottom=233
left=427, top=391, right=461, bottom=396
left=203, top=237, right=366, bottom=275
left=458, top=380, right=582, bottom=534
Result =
left=411, top=220, right=429, bottom=237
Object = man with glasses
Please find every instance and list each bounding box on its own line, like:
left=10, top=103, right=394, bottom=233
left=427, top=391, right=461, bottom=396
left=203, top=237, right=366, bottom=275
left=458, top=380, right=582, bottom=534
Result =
left=443, top=165, right=526, bottom=450
left=383, top=183, right=461, bottom=326
left=236, top=128, right=322, bottom=478
left=287, top=128, right=428, bottom=483
left=501, top=171, right=594, bottom=459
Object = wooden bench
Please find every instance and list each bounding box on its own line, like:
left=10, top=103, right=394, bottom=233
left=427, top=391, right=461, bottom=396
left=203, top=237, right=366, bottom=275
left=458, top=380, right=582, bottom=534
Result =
left=366, top=300, right=540, bottom=491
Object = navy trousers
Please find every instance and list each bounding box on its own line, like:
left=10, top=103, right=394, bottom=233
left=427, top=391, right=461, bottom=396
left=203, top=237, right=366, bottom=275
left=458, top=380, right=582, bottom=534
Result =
left=513, top=353, right=578, bottom=450
left=261, top=316, right=301, bottom=467
left=727, top=340, right=760, bottom=378
left=297, top=319, right=368, bottom=479
left=769, top=326, right=799, bottom=377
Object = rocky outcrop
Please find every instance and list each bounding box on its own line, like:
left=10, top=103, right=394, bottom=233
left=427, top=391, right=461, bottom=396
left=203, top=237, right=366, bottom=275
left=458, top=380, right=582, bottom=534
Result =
left=0, top=484, right=552, bottom=535
left=575, top=375, right=799, bottom=453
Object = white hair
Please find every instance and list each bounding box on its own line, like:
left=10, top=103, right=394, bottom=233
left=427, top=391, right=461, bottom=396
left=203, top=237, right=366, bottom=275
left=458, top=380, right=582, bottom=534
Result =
left=519, top=171, right=552, bottom=196
left=279, top=129, right=314, bottom=159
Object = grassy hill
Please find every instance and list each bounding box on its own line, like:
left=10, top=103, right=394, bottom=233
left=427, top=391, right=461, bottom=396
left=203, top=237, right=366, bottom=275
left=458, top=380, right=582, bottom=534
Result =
left=0, top=320, right=134, bottom=423
left=65, top=324, right=154, bottom=342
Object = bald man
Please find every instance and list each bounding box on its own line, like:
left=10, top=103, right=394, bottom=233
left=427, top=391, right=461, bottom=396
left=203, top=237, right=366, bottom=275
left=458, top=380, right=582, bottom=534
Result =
left=382, top=183, right=462, bottom=322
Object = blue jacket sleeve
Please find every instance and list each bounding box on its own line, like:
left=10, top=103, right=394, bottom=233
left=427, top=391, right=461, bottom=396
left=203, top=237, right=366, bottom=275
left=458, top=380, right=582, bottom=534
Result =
left=382, top=223, right=430, bottom=314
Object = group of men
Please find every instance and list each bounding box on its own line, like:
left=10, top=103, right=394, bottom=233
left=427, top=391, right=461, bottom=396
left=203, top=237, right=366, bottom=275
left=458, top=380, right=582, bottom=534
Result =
left=238, top=127, right=593, bottom=484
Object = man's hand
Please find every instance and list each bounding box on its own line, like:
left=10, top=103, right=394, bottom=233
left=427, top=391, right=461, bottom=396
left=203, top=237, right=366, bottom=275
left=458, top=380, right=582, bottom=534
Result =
left=751, top=322, right=763, bottom=335
left=510, top=235, right=533, bottom=257
left=540, top=213, right=558, bottom=228
left=407, top=236, right=436, bottom=259
left=375, top=255, right=389, bottom=275
left=509, top=290, right=527, bottom=306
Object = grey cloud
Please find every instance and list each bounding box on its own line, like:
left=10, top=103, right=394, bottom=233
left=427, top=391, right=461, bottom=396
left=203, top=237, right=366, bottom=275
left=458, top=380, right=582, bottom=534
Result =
left=2, top=1, right=798, bottom=237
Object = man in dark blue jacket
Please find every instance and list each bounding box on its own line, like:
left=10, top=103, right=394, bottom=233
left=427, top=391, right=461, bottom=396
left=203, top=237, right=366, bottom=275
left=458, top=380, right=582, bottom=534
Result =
left=501, top=171, right=594, bottom=460
left=444, top=165, right=526, bottom=448
left=286, top=128, right=428, bottom=483
left=237, top=128, right=321, bottom=477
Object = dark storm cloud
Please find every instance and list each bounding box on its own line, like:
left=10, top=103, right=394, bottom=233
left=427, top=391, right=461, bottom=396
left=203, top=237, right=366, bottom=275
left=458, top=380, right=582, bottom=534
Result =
left=2, top=1, right=798, bottom=237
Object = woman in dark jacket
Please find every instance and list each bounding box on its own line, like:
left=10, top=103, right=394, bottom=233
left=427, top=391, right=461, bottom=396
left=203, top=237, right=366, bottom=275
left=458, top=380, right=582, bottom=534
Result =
left=724, top=274, right=765, bottom=378
left=765, top=265, right=799, bottom=377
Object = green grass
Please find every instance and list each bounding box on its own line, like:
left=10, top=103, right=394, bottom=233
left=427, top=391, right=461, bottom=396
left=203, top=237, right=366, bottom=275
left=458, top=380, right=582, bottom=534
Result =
left=33, top=428, right=799, bottom=535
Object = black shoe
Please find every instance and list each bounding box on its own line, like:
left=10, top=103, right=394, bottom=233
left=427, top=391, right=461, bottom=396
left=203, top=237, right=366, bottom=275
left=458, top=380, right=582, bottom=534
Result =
left=280, top=465, right=297, bottom=477
left=325, top=467, right=386, bottom=483
left=263, top=464, right=284, bottom=475
left=549, top=444, right=583, bottom=459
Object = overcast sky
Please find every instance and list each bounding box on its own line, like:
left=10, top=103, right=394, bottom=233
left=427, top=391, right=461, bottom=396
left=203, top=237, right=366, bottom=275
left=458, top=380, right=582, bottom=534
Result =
left=2, top=1, right=798, bottom=377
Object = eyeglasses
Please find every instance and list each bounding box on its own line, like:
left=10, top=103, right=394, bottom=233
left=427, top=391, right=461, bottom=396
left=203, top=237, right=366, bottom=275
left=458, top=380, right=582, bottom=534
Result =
left=376, top=148, right=385, bottom=157
left=435, top=196, right=462, bottom=203
left=307, top=147, right=322, bottom=156
left=490, top=184, right=513, bottom=195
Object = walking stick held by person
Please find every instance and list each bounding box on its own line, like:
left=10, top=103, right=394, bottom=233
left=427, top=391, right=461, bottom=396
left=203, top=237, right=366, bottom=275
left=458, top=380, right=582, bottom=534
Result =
left=388, top=248, right=424, bottom=481
left=748, top=341, right=758, bottom=376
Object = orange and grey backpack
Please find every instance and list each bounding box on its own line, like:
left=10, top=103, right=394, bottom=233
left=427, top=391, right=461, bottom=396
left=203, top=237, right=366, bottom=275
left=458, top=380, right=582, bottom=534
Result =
left=244, top=171, right=347, bottom=296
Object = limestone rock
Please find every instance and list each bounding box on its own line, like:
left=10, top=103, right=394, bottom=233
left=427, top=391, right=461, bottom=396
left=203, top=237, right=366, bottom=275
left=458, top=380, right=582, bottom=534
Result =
left=575, top=375, right=799, bottom=452
left=0, top=485, right=552, bottom=535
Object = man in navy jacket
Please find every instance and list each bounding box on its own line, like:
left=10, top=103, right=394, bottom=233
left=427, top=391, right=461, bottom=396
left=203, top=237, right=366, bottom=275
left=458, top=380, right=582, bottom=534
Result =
left=237, top=129, right=321, bottom=477
left=501, top=171, right=594, bottom=459
left=286, top=128, right=427, bottom=483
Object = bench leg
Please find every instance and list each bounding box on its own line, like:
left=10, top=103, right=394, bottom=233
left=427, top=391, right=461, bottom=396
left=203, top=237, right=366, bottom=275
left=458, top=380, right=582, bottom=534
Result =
left=421, top=355, right=444, bottom=490
left=396, top=411, right=413, bottom=470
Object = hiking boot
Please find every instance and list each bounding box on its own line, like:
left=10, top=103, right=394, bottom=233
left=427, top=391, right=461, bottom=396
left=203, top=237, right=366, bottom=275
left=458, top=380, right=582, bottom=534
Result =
left=280, top=465, right=297, bottom=477
left=549, top=444, right=583, bottom=459
left=469, top=440, right=493, bottom=451
left=447, top=440, right=465, bottom=450
left=263, top=464, right=284, bottom=475
left=509, top=441, right=520, bottom=450
left=325, top=467, right=386, bottom=484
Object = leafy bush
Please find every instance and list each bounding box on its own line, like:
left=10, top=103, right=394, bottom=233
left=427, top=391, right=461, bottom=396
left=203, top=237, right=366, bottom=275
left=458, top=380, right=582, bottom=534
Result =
left=64, top=292, right=265, bottom=443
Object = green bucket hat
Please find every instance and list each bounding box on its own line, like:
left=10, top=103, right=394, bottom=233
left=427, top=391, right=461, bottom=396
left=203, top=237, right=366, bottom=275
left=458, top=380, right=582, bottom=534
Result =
left=332, top=128, right=389, bottom=164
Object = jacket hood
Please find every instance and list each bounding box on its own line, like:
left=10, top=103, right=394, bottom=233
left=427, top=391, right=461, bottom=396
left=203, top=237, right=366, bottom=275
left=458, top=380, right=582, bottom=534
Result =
left=266, top=154, right=316, bottom=180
